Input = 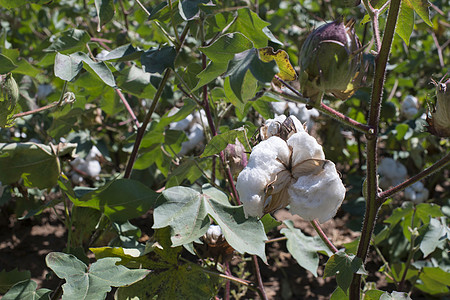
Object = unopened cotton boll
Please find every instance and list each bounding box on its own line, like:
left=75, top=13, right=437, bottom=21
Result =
left=404, top=181, right=429, bottom=204
left=401, top=95, right=419, bottom=119
left=237, top=116, right=345, bottom=223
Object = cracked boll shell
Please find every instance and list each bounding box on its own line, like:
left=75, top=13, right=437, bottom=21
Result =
left=427, top=78, right=450, bottom=137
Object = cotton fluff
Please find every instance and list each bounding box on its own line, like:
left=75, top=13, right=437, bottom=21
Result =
left=401, top=95, right=419, bottom=119
left=70, top=146, right=102, bottom=182
left=169, top=109, right=207, bottom=155
left=404, top=181, right=429, bottom=204
left=236, top=116, right=346, bottom=223
left=378, top=157, right=408, bottom=189
left=271, top=97, right=319, bottom=131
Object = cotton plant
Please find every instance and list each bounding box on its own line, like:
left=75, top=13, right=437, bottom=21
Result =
left=404, top=181, right=429, bottom=204
left=70, top=146, right=102, bottom=183
left=377, top=157, right=408, bottom=190
left=236, top=115, right=346, bottom=223
left=401, top=95, right=419, bottom=120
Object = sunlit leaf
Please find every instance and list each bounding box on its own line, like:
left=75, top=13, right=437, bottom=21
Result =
left=2, top=279, right=51, bottom=300
left=46, top=252, right=149, bottom=300
left=95, top=0, right=115, bottom=32
left=259, top=47, right=297, bottom=81
left=54, top=52, right=83, bottom=81
left=396, top=1, right=414, bottom=45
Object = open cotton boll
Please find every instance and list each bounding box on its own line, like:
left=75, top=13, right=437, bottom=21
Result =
left=272, top=101, right=288, bottom=115
left=169, top=114, right=194, bottom=131
left=288, top=131, right=325, bottom=165
left=404, top=181, right=429, bottom=204
left=401, top=95, right=419, bottom=119
left=236, top=119, right=346, bottom=222
left=179, top=123, right=205, bottom=156
left=289, top=162, right=346, bottom=223
left=378, top=158, right=408, bottom=189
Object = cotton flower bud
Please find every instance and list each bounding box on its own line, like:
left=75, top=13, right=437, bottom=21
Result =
left=427, top=77, right=450, bottom=137
left=298, top=19, right=362, bottom=103
left=401, top=95, right=419, bottom=119
left=404, top=181, right=429, bottom=204
left=202, top=224, right=234, bottom=262
left=0, top=73, right=19, bottom=127
left=237, top=117, right=346, bottom=223
left=224, top=138, right=248, bottom=176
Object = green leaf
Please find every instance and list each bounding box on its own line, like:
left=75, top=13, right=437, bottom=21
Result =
left=396, top=1, right=414, bottom=45
left=0, top=142, right=77, bottom=189
left=395, top=123, right=410, bottom=140
left=194, top=61, right=228, bottom=91
left=0, top=53, right=18, bottom=73
left=178, top=0, right=209, bottom=20
left=141, top=46, right=176, bottom=74
left=416, top=267, right=450, bottom=295
left=224, top=48, right=278, bottom=101
left=260, top=214, right=281, bottom=233
left=324, top=250, right=366, bottom=293
left=2, top=279, right=51, bottom=300
left=226, top=8, right=270, bottom=48
left=200, top=128, right=246, bottom=158
left=166, top=158, right=202, bottom=188
left=116, top=263, right=217, bottom=300
left=420, top=217, right=448, bottom=257
left=94, top=0, right=115, bottom=32
left=100, top=44, right=143, bottom=62
left=0, top=269, right=31, bottom=294
left=415, top=203, right=443, bottom=222
left=330, top=286, right=349, bottom=300
left=0, top=0, right=28, bottom=9
left=363, top=289, right=386, bottom=300
left=46, top=252, right=149, bottom=300
left=281, top=220, right=332, bottom=276
left=69, top=52, right=116, bottom=87
left=200, top=33, right=253, bottom=62
left=54, top=52, right=83, bottom=81
left=410, top=0, right=432, bottom=26
left=153, top=185, right=267, bottom=261
left=72, top=179, right=159, bottom=222
left=44, top=29, right=90, bottom=53
left=116, top=65, right=156, bottom=98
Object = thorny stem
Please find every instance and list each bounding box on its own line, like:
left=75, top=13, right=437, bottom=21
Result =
left=115, top=89, right=140, bottom=128
left=350, top=0, right=401, bottom=299
left=124, top=25, right=189, bottom=178
left=269, top=79, right=372, bottom=135
left=378, top=152, right=450, bottom=203
left=310, top=220, right=338, bottom=254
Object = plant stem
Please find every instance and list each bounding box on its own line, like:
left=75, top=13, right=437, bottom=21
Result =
left=124, top=24, right=189, bottom=178
left=115, top=89, right=140, bottom=128
left=310, top=220, right=338, bottom=254
left=349, top=0, right=401, bottom=299
left=378, top=152, right=450, bottom=203
left=269, top=87, right=372, bottom=135
left=398, top=209, right=419, bottom=291
left=252, top=255, right=268, bottom=300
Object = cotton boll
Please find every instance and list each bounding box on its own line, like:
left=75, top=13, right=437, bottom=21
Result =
left=169, top=114, right=194, bottom=131
left=287, top=102, right=319, bottom=130
left=405, top=181, right=429, bottom=204
left=378, top=158, right=408, bottom=189
left=401, top=95, right=419, bottom=119
left=179, top=123, right=205, bottom=155
left=193, top=110, right=208, bottom=125
left=289, top=162, right=345, bottom=223
left=272, top=101, right=288, bottom=115
left=288, top=132, right=325, bottom=165
left=236, top=167, right=271, bottom=217
left=248, top=136, right=289, bottom=173
left=260, top=115, right=287, bottom=140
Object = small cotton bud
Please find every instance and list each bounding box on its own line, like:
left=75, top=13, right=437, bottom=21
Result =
left=224, top=138, right=248, bottom=176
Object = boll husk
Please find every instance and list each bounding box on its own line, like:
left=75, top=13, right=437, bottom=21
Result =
left=0, top=73, right=19, bottom=127
left=224, top=138, right=248, bottom=177
left=427, top=77, right=450, bottom=137
left=298, top=19, right=362, bottom=103
left=236, top=115, right=346, bottom=223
